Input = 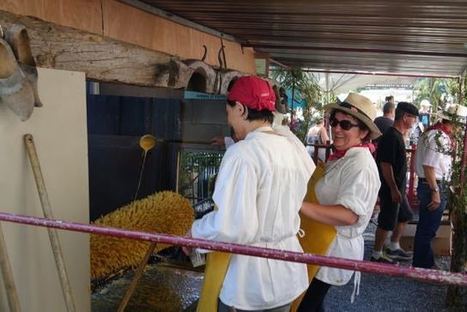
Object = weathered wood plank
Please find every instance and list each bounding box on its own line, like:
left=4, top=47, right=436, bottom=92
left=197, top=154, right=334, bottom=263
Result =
left=0, top=0, right=256, bottom=74
left=0, top=10, right=174, bottom=88
left=0, top=10, right=246, bottom=92
left=0, top=0, right=103, bottom=35
left=102, top=0, right=255, bottom=74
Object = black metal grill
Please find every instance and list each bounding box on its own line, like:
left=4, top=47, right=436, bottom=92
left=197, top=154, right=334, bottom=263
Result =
left=178, top=150, right=224, bottom=217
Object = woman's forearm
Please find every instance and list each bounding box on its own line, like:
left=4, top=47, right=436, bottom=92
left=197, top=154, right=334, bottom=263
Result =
left=301, top=202, right=358, bottom=226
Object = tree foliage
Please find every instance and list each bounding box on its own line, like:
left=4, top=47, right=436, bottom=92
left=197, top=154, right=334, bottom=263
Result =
left=445, top=76, right=467, bottom=308
left=270, top=67, right=323, bottom=142
left=413, top=78, right=454, bottom=113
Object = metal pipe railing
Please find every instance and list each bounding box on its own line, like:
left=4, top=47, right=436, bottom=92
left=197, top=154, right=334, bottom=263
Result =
left=0, top=212, right=465, bottom=287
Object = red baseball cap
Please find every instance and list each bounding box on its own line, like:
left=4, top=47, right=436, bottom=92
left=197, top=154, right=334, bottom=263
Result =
left=228, top=76, right=276, bottom=112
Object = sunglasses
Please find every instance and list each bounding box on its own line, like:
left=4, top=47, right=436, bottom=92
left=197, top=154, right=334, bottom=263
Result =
left=330, top=118, right=359, bottom=130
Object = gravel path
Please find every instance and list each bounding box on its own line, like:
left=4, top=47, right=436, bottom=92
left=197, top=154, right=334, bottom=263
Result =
left=92, top=222, right=465, bottom=311
left=322, top=222, right=465, bottom=312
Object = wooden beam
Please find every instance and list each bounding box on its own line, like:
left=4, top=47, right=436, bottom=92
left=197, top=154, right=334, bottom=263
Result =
left=0, top=10, right=246, bottom=92
left=0, top=10, right=172, bottom=87
left=0, top=0, right=256, bottom=74
left=0, top=11, right=205, bottom=90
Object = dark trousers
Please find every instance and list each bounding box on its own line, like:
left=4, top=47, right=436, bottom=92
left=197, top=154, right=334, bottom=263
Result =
left=378, top=179, right=413, bottom=231
left=412, top=182, right=448, bottom=268
left=297, top=278, right=332, bottom=312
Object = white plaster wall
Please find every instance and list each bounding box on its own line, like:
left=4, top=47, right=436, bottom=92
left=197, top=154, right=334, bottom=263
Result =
left=0, top=68, right=89, bottom=311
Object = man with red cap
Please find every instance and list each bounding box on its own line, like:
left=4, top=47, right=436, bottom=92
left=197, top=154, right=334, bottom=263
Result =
left=186, top=76, right=315, bottom=311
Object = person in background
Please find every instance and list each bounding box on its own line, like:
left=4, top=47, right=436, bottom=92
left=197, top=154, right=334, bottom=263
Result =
left=419, top=99, right=432, bottom=128
left=297, top=93, right=381, bottom=312
left=371, top=102, right=419, bottom=263
left=409, top=121, right=425, bottom=146
left=306, top=118, right=330, bottom=162
left=385, top=95, right=395, bottom=106
left=373, top=97, right=395, bottom=145
left=279, top=87, right=289, bottom=112
left=371, top=98, right=396, bottom=223
left=272, top=84, right=288, bottom=126
left=412, top=104, right=467, bottom=268
left=410, top=99, right=431, bottom=145
left=186, top=76, right=315, bottom=312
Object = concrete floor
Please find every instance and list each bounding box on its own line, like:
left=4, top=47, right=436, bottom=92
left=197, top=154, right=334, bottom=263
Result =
left=91, top=264, right=202, bottom=312
left=91, top=222, right=463, bottom=312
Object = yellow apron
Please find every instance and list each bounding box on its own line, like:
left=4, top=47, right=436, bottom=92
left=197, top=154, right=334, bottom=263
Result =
left=196, top=199, right=230, bottom=311
left=291, top=163, right=337, bottom=311
left=196, top=163, right=336, bottom=312
left=196, top=251, right=231, bottom=312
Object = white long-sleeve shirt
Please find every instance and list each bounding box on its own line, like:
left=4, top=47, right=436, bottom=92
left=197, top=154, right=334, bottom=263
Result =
left=314, top=147, right=380, bottom=286
left=192, top=126, right=314, bottom=310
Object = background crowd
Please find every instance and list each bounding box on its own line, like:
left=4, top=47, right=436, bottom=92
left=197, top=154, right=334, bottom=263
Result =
left=197, top=76, right=466, bottom=311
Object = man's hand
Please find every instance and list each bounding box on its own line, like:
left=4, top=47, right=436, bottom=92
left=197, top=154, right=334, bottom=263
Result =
left=182, top=229, right=193, bottom=255
left=423, top=166, right=442, bottom=211
left=380, top=162, right=400, bottom=203
left=390, top=188, right=402, bottom=203
left=427, top=191, right=441, bottom=211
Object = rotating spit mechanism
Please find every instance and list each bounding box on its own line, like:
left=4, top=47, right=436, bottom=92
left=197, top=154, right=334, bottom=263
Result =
left=0, top=24, right=42, bottom=121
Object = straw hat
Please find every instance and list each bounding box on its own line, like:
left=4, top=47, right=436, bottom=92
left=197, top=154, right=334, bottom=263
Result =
left=420, top=99, right=431, bottom=107
left=438, top=103, right=467, bottom=124
left=324, top=92, right=382, bottom=140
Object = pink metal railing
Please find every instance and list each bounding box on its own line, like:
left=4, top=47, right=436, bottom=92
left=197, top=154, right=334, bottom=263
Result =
left=0, top=212, right=465, bottom=287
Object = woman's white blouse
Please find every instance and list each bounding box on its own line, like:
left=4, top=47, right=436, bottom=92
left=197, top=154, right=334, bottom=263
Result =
left=315, top=147, right=380, bottom=285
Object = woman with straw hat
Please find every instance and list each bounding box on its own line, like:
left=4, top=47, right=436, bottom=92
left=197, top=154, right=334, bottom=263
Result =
left=297, top=93, right=381, bottom=311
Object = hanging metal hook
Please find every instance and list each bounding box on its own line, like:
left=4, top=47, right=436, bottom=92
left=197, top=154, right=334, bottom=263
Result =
left=201, top=45, right=207, bottom=62
left=215, top=35, right=228, bottom=94
left=220, top=36, right=227, bottom=70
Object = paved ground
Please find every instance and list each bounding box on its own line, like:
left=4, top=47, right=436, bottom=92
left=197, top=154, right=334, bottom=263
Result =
left=323, top=222, right=465, bottom=312
left=92, top=222, right=465, bottom=312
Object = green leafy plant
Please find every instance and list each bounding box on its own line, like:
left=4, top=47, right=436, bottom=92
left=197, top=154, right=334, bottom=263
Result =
left=413, top=78, right=453, bottom=114
left=270, top=67, right=323, bottom=142
left=445, top=78, right=467, bottom=308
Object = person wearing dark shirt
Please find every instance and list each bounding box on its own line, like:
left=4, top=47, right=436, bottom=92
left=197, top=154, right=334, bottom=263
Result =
left=371, top=102, right=419, bottom=263
left=373, top=97, right=395, bottom=145
left=374, top=98, right=395, bottom=133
